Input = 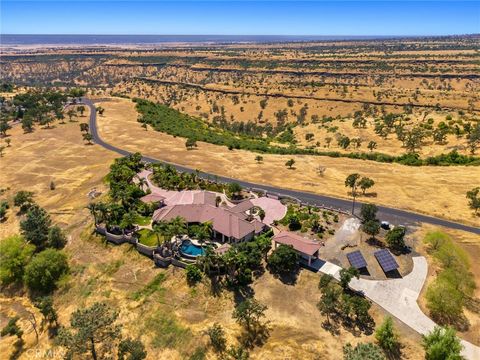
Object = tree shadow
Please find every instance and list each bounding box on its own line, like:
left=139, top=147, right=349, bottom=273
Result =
left=385, top=344, right=402, bottom=360
left=465, top=297, right=480, bottom=314
left=390, top=246, right=412, bottom=256
left=321, top=318, right=340, bottom=336
left=270, top=266, right=300, bottom=286
left=366, top=237, right=384, bottom=247
left=239, top=323, right=271, bottom=349
left=10, top=339, right=24, bottom=360
left=432, top=312, right=470, bottom=332
left=208, top=274, right=223, bottom=297
left=232, top=286, right=255, bottom=306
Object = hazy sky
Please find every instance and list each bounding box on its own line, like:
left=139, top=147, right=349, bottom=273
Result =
left=2, top=1, right=479, bottom=36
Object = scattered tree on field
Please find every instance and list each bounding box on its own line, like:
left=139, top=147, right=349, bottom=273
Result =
left=0, top=199, right=8, bottom=220
left=13, top=191, right=35, bottom=213
left=363, top=220, right=380, bottom=241
left=467, top=123, right=480, bottom=154
left=66, top=109, right=77, bottom=122
left=317, top=283, right=340, bottom=326
left=422, top=326, right=463, bottom=360
left=47, top=225, right=67, bottom=249
left=77, top=105, right=86, bottom=116
left=82, top=132, right=93, bottom=144
left=232, top=298, right=270, bottom=347
left=285, top=158, right=295, bottom=169
left=358, top=177, right=375, bottom=195
left=375, top=316, right=399, bottom=354
left=360, top=203, right=378, bottom=223
left=185, top=138, right=197, bottom=150
left=385, top=226, right=406, bottom=250
left=34, top=296, right=59, bottom=328
left=0, top=235, right=35, bottom=286
left=96, top=106, right=105, bottom=116
left=0, top=120, right=12, bottom=136
left=267, top=244, right=298, bottom=276
left=339, top=267, right=360, bottom=290
left=20, top=204, right=52, bottom=250
left=24, top=248, right=69, bottom=293
left=466, top=187, right=480, bottom=215
left=79, top=122, right=89, bottom=133
left=57, top=302, right=121, bottom=360
left=207, top=322, right=227, bottom=353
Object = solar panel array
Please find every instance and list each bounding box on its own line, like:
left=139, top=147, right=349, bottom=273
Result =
left=346, top=250, right=367, bottom=269
left=374, top=249, right=399, bottom=272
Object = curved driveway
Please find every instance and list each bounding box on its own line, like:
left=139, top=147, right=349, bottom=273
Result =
left=84, top=98, right=479, bottom=235
left=317, top=257, right=479, bottom=360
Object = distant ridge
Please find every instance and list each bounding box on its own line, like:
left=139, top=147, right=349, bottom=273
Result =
left=0, top=34, right=427, bottom=45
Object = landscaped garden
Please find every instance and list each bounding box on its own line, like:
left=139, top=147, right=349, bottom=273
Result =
left=275, top=203, right=341, bottom=240
left=137, top=228, right=159, bottom=247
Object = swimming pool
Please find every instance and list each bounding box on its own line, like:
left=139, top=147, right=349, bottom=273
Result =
left=180, top=240, right=205, bottom=257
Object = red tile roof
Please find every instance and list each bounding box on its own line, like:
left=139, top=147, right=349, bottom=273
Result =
left=153, top=204, right=259, bottom=240
left=140, top=194, right=166, bottom=203
left=230, top=200, right=254, bottom=213
left=273, top=232, right=321, bottom=256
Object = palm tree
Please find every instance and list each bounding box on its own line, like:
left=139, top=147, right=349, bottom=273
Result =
left=120, top=210, right=137, bottom=232
left=95, top=203, right=108, bottom=225
left=199, top=247, right=216, bottom=275
left=168, top=216, right=187, bottom=240
left=87, top=203, right=98, bottom=225
left=152, top=222, right=167, bottom=247
left=197, top=221, right=213, bottom=242
left=137, top=177, right=147, bottom=191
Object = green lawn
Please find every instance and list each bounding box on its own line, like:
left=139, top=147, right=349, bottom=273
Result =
left=137, top=228, right=160, bottom=247
left=134, top=215, right=152, bottom=226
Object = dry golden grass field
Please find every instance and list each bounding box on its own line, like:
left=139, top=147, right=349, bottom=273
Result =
left=95, top=97, right=480, bottom=226
left=1, top=37, right=479, bottom=359
left=0, top=113, right=427, bottom=359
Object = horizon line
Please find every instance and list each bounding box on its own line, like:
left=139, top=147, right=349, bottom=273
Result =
left=2, top=33, right=479, bottom=37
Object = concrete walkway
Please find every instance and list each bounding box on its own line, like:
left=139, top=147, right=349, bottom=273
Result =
left=311, top=256, right=480, bottom=359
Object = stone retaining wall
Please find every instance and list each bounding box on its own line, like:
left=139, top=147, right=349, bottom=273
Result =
left=136, top=243, right=156, bottom=257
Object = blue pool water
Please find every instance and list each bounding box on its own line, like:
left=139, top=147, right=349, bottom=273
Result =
left=180, top=240, right=205, bottom=257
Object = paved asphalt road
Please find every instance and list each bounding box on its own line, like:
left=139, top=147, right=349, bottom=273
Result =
left=84, top=98, right=479, bottom=235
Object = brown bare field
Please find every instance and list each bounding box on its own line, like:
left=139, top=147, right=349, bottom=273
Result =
left=95, top=97, right=480, bottom=226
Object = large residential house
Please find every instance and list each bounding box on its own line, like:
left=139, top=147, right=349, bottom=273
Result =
left=152, top=192, right=267, bottom=243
